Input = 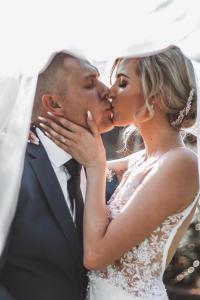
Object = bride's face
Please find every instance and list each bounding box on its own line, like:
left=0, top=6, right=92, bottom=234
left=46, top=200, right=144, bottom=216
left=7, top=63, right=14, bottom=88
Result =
left=110, top=58, right=145, bottom=127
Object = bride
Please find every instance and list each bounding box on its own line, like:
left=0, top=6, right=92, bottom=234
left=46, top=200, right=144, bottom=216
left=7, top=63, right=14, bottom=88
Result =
left=39, top=45, right=199, bottom=299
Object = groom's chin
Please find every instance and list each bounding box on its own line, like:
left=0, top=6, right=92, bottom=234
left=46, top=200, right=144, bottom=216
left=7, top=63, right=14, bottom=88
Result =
left=99, top=122, right=114, bottom=134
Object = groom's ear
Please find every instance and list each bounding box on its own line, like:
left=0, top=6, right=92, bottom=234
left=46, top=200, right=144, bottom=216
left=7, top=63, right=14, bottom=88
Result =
left=41, top=94, right=64, bottom=116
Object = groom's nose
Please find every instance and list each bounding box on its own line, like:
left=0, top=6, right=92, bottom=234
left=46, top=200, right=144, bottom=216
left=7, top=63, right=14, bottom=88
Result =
left=100, top=84, right=110, bottom=101
left=108, top=89, right=115, bottom=104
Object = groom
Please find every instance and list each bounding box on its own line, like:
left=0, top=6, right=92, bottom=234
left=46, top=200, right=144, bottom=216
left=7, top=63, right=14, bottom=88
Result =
left=0, top=52, right=114, bottom=300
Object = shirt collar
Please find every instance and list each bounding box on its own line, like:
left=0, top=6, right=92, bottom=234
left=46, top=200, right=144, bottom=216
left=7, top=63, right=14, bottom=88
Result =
left=36, top=128, right=72, bottom=167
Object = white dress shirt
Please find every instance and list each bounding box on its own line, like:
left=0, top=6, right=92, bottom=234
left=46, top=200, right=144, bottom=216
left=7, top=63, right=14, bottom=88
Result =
left=36, top=128, right=86, bottom=221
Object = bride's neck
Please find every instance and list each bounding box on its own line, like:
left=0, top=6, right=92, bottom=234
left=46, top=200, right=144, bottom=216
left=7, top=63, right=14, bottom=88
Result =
left=138, top=120, right=184, bottom=159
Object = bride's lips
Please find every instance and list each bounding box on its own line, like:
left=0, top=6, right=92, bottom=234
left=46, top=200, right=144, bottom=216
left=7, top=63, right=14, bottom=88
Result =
left=110, top=105, right=115, bottom=122
left=106, top=109, right=113, bottom=121
left=104, top=100, right=114, bottom=121
left=110, top=111, right=114, bottom=120
left=105, top=108, right=114, bottom=121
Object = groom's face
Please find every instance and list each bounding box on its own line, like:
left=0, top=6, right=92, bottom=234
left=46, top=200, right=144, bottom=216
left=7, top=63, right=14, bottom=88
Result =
left=58, top=57, right=113, bottom=133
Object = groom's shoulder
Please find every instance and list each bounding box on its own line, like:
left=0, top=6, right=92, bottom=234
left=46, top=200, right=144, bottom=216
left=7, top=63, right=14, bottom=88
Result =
left=25, top=141, right=48, bottom=161
left=19, top=143, right=47, bottom=191
left=22, top=142, right=53, bottom=179
left=22, top=143, right=45, bottom=176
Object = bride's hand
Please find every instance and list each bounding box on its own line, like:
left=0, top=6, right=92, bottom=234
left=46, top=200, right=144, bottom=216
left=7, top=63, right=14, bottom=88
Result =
left=28, top=125, right=39, bottom=145
left=38, top=111, right=106, bottom=169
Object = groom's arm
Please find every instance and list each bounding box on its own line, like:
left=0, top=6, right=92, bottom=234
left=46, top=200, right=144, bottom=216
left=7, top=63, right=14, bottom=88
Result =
left=0, top=234, right=18, bottom=300
left=106, top=174, right=119, bottom=202
left=0, top=286, right=17, bottom=300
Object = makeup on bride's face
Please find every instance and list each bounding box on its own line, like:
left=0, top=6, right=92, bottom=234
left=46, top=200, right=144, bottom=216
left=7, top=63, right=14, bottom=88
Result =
left=109, top=59, right=145, bottom=127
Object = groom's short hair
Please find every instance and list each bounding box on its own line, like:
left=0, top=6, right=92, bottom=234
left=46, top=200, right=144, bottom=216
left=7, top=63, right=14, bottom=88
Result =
left=35, top=52, right=74, bottom=101
left=32, top=52, right=76, bottom=119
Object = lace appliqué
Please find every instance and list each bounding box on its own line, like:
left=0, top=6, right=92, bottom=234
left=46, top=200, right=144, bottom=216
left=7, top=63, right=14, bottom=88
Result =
left=88, top=153, right=190, bottom=298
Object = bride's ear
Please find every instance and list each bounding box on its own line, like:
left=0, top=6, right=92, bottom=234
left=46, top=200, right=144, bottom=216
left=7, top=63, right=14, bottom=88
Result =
left=41, top=94, right=64, bottom=116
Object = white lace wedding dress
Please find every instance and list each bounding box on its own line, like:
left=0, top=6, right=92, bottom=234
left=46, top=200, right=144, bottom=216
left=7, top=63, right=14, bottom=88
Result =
left=87, top=150, right=199, bottom=300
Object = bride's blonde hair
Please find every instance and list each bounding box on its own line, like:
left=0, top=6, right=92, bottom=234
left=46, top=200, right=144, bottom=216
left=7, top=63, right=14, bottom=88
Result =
left=111, top=45, right=197, bottom=146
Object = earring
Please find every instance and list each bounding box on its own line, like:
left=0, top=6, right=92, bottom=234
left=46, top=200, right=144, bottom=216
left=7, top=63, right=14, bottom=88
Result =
left=148, top=103, right=155, bottom=118
left=150, top=103, right=154, bottom=110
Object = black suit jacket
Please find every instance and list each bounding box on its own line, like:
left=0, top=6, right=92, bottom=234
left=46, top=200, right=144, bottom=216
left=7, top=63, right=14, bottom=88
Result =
left=0, top=142, right=87, bottom=300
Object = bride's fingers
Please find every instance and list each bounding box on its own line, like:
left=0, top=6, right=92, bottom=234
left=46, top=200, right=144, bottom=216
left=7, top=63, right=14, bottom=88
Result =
left=38, top=115, right=75, bottom=134
left=28, top=131, right=39, bottom=145
left=39, top=122, right=74, bottom=147
left=46, top=112, right=82, bottom=133
left=45, top=131, right=71, bottom=154
left=38, top=117, right=75, bottom=140
left=87, top=110, right=99, bottom=136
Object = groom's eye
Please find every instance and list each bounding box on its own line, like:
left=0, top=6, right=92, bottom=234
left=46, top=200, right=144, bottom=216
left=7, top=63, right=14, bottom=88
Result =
left=84, top=78, right=96, bottom=89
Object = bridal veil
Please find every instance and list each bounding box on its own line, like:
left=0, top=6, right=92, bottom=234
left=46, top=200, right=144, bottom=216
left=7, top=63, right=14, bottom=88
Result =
left=0, top=0, right=200, bottom=255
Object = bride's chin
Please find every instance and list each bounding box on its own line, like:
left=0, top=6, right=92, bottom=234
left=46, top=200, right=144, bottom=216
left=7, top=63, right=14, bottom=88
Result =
left=111, top=114, right=130, bottom=127
left=112, top=119, right=123, bottom=127
left=112, top=118, right=135, bottom=127
left=111, top=113, right=118, bottom=125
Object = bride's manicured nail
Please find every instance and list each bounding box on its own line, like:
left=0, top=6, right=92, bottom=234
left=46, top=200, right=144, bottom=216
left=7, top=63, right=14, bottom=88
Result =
left=87, top=110, right=93, bottom=121
left=32, top=135, right=39, bottom=144
left=39, top=123, right=46, bottom=128
left=45, top=131, right=51, bottom=138
left=38, top=116, right=46, bottom=121
left=47, top=111, right=53, bottom=116
left=28, top=139, right=39, bottom=145
left=33, top=139, right=40, bottom=145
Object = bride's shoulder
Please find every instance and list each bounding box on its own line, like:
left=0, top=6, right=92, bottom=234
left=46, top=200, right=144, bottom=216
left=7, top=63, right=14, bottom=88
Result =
left=146, top=148, right=199, bottom=213
left=159, top=147, right=198, bottom=173
left=156, top=147, right=199, bottom=200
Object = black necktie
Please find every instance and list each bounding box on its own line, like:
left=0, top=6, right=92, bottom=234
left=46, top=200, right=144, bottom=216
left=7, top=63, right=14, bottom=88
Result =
left=64, top=159, right=84, bottom=238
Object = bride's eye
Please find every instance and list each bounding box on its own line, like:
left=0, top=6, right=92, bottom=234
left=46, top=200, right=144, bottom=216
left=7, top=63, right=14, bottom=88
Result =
left=119, top=79, right=128, bottom=88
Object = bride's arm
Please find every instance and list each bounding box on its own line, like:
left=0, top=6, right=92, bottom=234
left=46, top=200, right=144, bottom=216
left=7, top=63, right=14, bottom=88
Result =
left=107, top=156, right=130, bottom=171
left=83, top=149, right=198, bottom=270
left=38, top=113, right=199, bottom=270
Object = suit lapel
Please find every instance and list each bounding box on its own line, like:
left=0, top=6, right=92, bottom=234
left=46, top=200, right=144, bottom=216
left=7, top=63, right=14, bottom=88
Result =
left=27, top=143, right=82, bottom=264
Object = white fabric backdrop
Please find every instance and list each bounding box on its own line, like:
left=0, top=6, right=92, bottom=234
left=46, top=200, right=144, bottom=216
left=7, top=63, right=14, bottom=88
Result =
left=0, top=0, right=200, bottom=255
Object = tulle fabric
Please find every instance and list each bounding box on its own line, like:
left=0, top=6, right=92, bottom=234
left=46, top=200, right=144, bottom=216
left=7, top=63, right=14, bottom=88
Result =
left=0, top=0, right=200, bottom=257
